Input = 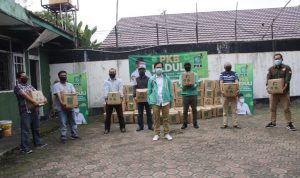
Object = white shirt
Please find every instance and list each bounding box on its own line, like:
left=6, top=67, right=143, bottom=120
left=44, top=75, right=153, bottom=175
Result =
left=155, top=75, right=169, bottom=106
left=237, top=102, right=251, bottom=115
left=103, top=78, right=124, bottom=98
left=52, top=82, right=76, bottom=111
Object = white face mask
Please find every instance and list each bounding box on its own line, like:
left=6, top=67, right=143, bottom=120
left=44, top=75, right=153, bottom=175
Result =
left=239, top=98, right=245, bottom=103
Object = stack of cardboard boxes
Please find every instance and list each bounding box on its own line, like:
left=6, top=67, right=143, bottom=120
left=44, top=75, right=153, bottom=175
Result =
left=104, top=85, right=135, bottom=124
left=105, top=79, right=225, bottom=125
left=200, top=80, right=224, bottom=119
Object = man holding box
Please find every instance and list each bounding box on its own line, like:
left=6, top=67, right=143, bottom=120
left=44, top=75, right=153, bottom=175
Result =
left=53, top=71, right=80, bottom=143
left=148, top=62, right=173, bottom=141
left=14, top=72, right=47, bottom=154
left=219, top=62, right=240, bottom=129
left=179, top=62, right=199, bottom=129
left=265, top=53, right=296, bottom=131
left=103, top=68, right=126, bottom=134
left=133, top=64, right=153, bottom=131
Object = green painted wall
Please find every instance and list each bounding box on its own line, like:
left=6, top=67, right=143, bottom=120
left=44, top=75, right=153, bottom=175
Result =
left=0, top=92, right=20, bottom=129
left=39, top=49, right=51, bottom=116
left=0, top=50, right=52, bottom=128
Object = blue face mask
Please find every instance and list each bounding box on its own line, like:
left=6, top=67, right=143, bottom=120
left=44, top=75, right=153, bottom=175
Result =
left=155, top=68, right=163, bottom=75
left=274, top=59, right=282, bottom=66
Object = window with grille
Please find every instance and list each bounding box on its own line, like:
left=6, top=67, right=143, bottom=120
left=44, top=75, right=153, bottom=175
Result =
left=0, top=53, right=25, bottom=91
left=0, top=53, right=10, bottom=91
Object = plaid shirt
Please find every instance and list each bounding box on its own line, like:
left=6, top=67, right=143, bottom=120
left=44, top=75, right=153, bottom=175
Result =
left=14, top=83, right=36, bottom=113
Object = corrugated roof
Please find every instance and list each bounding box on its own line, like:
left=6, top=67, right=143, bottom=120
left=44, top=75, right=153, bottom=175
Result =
left=102, top=6, right=300, bottom=48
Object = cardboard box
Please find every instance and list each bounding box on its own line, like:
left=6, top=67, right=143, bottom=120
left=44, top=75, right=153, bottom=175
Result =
left=209, top=106, right=217, bottom=117
left=215, top=80, right=221, bottom=89
left=197, top=98, right=204, bottom=106
left=199, top=80, right=204, bottom=89
left=136, top=89, right=148, bottom=103
left=124, top=85, right=134, bottom=95
left=198, top=89, right=204, bottom=98
left=182, top=72, right=195, bottom=86
left=173, top=81, right=179, bottom=91
left=174, top=107, right=184, bottom=112
left=107, top=92, right=121, bottom=105
left=175, top=89, right=182, bottom=99
left=126, top=102, right=136, bottom=111
left=200, top=108, right=212, bottom=119
left=267, top=78, right=284, bottom=94
left=175, top=98, right=183, bottom=107
left=203, top=97, right=213, bottom=106
left=204, top=89, right=214, bottom=98
left=222, top=83, right=239, bottom=97
left=169, top=109, right=181, bottom=124
left=62, top=93, right=78, bottom=109
left=213, top=97, right=222, bottom=105
left=124, top=111, right=135, bottom=124
left=113, top=111, right=135, bottom=124
left=204, top=80, right=216, bottom=90
left=125, top=94, right=134, bottom=103
left=216, top=105, right=223, bottom=117
left=214, top=89, right=222, bottom=97
left=26, top=90, right=46, bottom=109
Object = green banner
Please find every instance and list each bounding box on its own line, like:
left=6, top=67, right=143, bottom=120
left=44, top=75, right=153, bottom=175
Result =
left=68, top=73, right=89, bottom=122
left=128, top=51, right=208, bottom=80
left=235, top=64, right=254, bottom=114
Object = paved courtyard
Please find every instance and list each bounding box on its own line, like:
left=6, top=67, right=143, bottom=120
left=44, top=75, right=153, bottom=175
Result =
left=0, top=103, right=299, bottom=178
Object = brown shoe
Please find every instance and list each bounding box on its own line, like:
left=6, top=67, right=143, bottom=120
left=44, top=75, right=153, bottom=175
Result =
left=121, top=128, right=126, bottom=133
left=104, top=130, right=109, bottom=134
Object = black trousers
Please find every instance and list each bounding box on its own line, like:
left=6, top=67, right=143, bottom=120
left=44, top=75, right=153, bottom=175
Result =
left=105, top=104, right=125, bottom=131
left=182, top=95, right=198, bottom=124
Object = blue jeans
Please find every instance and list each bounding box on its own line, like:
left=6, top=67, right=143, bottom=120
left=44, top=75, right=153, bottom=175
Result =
left=20, top=111, right=42, bottom=151
left=57, top=110, right=78, bottom=139
left=137, top=102, right=153, bottom=129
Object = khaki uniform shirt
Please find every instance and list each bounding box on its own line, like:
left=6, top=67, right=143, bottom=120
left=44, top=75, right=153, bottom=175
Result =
left=267, top=64, right=292, bottom=93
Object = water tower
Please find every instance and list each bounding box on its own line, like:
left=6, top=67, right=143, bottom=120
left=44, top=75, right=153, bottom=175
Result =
left=41, top=0, right=79, bottom=33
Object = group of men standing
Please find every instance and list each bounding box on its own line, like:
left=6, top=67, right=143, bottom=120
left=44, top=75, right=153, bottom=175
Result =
left=102, top=53, right=296, bottom=142
left=14, top=70, right=80, bottom=153
left=14, top=53, right=296, bottom=153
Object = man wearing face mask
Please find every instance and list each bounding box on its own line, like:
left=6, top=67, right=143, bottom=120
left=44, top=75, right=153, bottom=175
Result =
left=53, top=71, right=80, bottom=143
left=103, top=68, right=126, bottom=134
left=131, top=58, right=152, bottom=83
left=148, top=62, right=173, bottom=141
left=14, top=72, right=47, bottom=154
left=133, top=64, right=153, bottom=131
left=266, top=53, right=296, bottom=131
left=237, top=93, right=251, bottom=115
left=179, top=62, right=200, bottom=129
left=220, top=62, right=240, bottom=129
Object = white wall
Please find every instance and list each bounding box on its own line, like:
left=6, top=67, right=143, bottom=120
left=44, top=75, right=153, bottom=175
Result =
left=50, top=51, right=300, bottom=108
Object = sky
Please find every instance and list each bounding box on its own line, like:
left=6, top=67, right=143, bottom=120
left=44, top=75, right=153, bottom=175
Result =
left=17, top=0, right=300, bottom=42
